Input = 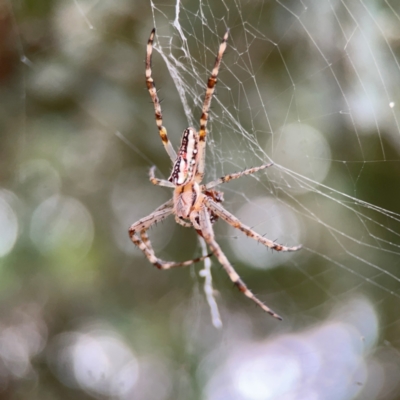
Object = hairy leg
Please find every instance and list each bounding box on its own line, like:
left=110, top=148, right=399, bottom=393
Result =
left=129, top=200, right=211, bottom=269
left=195, top=30, right=229, bottom=183
left=146, top=29, right=177, bottom=162
left=202, top=163, right=273, bottom=190
left=192, top=206, right=282, bottom=319
left=205, top=198, right=302, bottom=252
left=149, top=166, right=175, bottom=188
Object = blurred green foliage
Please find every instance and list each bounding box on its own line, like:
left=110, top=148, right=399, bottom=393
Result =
left=1, top=0, right=400, bottom=399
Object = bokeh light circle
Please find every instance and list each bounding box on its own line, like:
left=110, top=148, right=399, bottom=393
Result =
left=0, top=190, right=19, bottom=257
left=268, top=123, right=332, bottom=194
left=231, top=196, right=301, bottom=269
left=30, top=195, right=94, bottom=259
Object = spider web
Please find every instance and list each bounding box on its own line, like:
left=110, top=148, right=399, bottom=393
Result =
left=148, top=3, right=400, bottom=309
left=3, top=0, right=400, bottom=398
left=148, top=0, right=400, bottom=397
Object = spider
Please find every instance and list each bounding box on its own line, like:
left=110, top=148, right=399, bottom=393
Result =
left=129, top=28, right=301, bottom=320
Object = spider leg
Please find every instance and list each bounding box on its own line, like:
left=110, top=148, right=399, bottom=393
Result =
left=153, top=199, right=174, bottom=212
left=175, top=215, right=193, bottom=228
left=138, top=202, right=172, bottom=254
left=193, top=206, right=282, bottom=320
left=139, top=228, right=209, bottom=268
left=146, top=29, right=177, bottom=162
left=140, top=229, right=155, bottom=253
left=205, top=197, right=302, bottom=252
left=149, top=166, right=175, bottom=188
left=129, top=200, right=211, bottom=269
left=202, top=163, right=273, bottom=191
left=195, top=30, right=229, bottom=183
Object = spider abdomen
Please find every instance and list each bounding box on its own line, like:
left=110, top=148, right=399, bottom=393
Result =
left=169, top=127, right=199, bottom=185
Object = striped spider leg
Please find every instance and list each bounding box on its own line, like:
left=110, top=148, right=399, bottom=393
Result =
left=129, top=29, right=301, bottom=320
left=146, top=28, right=177, bottom=162
left=204, top=197, right=302, bottom=253
left=195, top=30, right=229, bottom=183
left=129, top=199, right=211, bottom=270
left=191, top=206, right=283, bottom=320
left=201, top=163, right=274, bottom=190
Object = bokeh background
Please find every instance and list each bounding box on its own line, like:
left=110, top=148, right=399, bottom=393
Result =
left=2, top=0, right=400, bottom=399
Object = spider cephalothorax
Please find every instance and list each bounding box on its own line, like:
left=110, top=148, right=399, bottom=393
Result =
left=128, top=28, right=301, bottom=320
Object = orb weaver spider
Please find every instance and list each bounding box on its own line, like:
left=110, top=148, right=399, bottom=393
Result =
left=129, top=29, right=301, bottom=320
